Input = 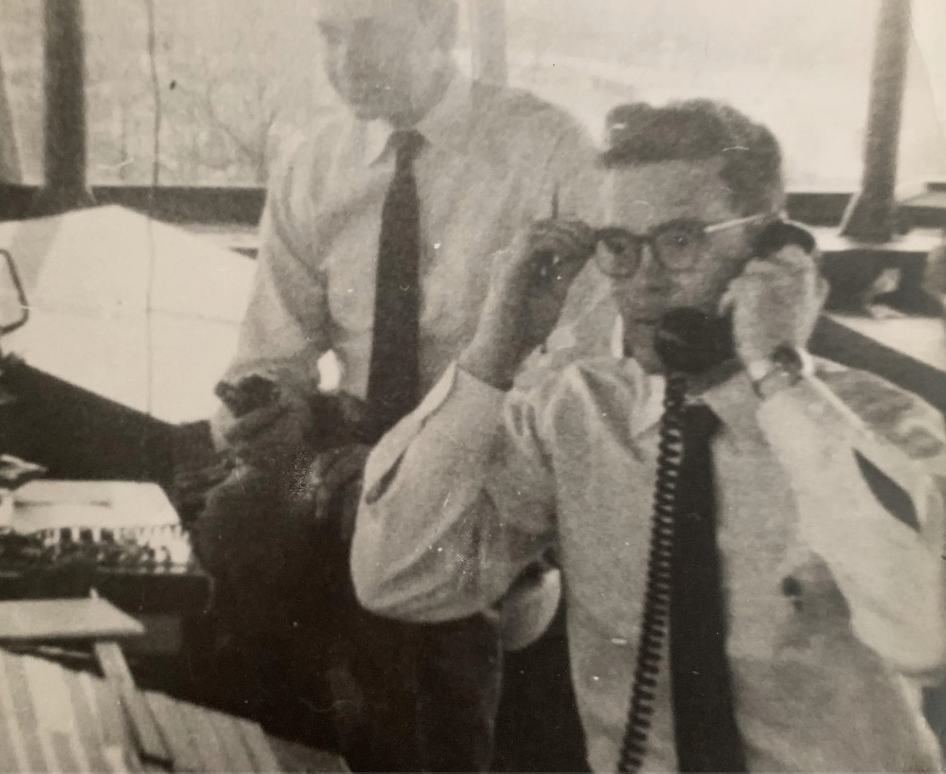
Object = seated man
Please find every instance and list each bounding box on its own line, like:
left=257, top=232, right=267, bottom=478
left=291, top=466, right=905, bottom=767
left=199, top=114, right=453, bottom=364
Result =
left=351, top=100, right=946, bottom=773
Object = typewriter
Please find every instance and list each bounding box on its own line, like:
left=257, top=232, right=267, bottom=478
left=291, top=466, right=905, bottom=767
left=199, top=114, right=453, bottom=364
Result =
left=0, top=474, right=209, bottom=612
left=0, top=522, right=193, bottom=575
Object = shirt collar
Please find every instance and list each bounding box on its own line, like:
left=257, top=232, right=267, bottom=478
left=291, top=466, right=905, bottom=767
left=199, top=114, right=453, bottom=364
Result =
left=618, top=360, right=758, bottom=440
left=612, top=312, right=759, bottom=437
left=698, top=366, right=760, bottom=437
left=363, top=61, right=471, bottom=166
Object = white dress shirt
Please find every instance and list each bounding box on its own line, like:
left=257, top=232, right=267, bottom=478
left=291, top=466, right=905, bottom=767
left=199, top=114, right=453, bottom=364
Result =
left=222, top=63, right=609, bottom=397
left=353, top=355, right=946, bottom=772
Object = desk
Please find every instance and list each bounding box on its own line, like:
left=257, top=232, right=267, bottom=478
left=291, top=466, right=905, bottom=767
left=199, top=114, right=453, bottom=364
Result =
left=0, top=479, right=213, bottom=685
left=827, top=313, right=946, bottom=372
left=810, top=312, right=946, bottom=416
left=812, top=227, right=944, bottom=313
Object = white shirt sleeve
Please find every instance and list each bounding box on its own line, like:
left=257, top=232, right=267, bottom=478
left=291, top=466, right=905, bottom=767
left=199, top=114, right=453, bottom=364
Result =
left=209, top=143, right=333, bottom=446
left=757, top=374, right=946, bottom=677
left=225, top=142, right=332, bottom=393
left=352, top=364, right=558, bottom=623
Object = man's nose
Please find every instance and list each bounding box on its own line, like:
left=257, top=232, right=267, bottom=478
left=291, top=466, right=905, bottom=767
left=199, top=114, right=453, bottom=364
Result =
left=636, top=243, right=670, bottom=287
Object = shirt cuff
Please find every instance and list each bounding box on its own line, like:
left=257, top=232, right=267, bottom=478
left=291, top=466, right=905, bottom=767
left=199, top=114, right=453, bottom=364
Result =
left=756, top=373, right=864, bottom=446
left=746, top=347, right=816, bottom=382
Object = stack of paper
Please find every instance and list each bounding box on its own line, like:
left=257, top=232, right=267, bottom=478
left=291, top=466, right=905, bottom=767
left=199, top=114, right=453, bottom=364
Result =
left=11, top=481, right=181, bottom=534
left=0, top=598, right=144, bottom=641
left=0, top=648, right=338, bottom=772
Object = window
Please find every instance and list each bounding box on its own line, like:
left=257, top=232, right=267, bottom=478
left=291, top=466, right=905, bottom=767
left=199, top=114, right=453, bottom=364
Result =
left=898, top=0, right=946, bottom=197
left=2, top=1, right=942, bottom=194
left=0, top=1, right=43, bottom=184
left=83, top=0, right=333, bottom=186
left=0, top=0, right=473, bottom=188
left=504, top=0, right=946, bottom=192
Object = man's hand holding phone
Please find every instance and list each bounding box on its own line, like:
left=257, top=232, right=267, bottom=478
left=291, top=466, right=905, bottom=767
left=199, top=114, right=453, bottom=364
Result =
left=721, top=231, right=827, bottom=374
left=460, top=219, right=597, bottom=390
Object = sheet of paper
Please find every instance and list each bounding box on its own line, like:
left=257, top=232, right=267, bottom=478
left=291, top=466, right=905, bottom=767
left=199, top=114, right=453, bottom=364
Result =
left=0, top=598, right=144, bottom=641
left=11, top=481, right=180, bottom=533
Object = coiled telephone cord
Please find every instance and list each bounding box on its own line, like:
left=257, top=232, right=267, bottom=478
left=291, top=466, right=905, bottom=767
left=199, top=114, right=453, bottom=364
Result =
left=618, top=373, right=687, bottom=773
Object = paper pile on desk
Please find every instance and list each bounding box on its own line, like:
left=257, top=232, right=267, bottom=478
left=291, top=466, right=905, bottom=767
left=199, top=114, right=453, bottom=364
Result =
left=10, top=481, right=180, bottom=534
left=0, top=648, right=293, bottom=773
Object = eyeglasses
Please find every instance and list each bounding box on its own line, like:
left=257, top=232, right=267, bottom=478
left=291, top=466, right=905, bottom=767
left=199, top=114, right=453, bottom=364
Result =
left=593, top=214, right=767, bottom=277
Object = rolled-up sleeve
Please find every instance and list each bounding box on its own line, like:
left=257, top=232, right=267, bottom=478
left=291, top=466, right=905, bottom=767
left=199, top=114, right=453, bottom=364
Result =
left=758, top=374, right=946, bottom=677
left=352, top=364, right=557, bottom=623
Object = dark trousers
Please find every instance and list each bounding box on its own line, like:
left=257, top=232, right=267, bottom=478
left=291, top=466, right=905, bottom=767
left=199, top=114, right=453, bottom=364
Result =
left=492, top=606, right=588, bottom=772
left=330, top=611, right=501, bottom=772
left=193, top=466, right=501, bottom=772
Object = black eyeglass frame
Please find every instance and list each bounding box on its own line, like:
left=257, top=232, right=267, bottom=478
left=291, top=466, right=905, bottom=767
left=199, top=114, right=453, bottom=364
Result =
left=592, top=214, right=768, bottom=277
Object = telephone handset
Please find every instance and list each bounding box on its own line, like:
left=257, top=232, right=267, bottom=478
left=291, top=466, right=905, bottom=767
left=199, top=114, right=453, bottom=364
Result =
left=619, top=220, right=815, bottom=772
left=652, top=221, right=817, bottom=377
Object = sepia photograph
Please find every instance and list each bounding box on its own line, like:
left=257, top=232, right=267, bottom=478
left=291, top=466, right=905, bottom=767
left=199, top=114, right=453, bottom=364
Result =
left=0, top=0, right=945, bottom=771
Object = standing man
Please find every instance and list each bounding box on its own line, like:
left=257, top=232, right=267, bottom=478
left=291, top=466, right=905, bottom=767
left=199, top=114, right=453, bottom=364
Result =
left=193, top=1, right=603, bottom=770
left=352, top=100, right=946, bottom=772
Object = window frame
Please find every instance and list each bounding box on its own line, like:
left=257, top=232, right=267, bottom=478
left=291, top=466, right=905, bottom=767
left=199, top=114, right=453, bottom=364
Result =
left=0, top=0, right=941, bottom=232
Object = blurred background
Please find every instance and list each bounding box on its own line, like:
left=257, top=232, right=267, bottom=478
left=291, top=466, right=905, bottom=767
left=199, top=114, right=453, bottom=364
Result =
left=1, top=0, right=944, bottom=194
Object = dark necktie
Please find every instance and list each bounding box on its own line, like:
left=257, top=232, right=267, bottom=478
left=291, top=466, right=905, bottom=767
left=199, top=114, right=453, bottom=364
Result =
left=670, top=403, right=747, bottom=773
left=366, top=129, right=424, bottom=440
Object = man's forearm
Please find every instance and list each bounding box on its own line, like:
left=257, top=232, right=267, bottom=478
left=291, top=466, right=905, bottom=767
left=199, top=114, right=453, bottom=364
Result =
left=758, top=377, right=946, bottom=674
left=353, top=365, right=554, bottom=622
left=457, top=338, right=519, bottom=392
left=353, top=367, right=510, bottom=621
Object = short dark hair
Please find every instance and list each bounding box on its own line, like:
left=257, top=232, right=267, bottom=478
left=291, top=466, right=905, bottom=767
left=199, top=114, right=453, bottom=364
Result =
left=601, top=100, right=784, bottom=216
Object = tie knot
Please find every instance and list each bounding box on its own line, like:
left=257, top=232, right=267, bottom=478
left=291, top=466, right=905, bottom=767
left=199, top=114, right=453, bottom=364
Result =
left=682, top=402, right=721, bottom=439
left=390, top=130, right=424, bottom=164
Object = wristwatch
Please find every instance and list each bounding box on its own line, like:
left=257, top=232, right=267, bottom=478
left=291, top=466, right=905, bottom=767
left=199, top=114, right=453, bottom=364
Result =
left=749, top=345, right=814, bottom=399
